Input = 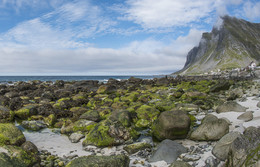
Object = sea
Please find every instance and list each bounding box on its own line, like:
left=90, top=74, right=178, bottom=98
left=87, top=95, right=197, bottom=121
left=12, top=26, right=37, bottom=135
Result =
left=0, top=75, right=161, bottom=84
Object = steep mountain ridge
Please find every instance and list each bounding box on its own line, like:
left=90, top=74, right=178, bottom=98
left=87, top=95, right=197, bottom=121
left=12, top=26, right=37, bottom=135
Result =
left=176, top=16, right=260, bottom=75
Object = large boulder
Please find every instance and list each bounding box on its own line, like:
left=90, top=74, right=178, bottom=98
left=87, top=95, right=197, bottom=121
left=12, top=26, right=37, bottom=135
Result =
left=0, top=123, right=26, bottom=146
left=149, top=139, right=187, bottom=164
left=190, top=114, right=229, bottom=141
left=0, top=106, right=14, bottom=123
left=152, top=110, right=190, bottom=141
left=227, top=127, right=260, bottom=167
left=216, top=101, right=247, bottom=113
left=65, top=154, right=129, bottom=167
left=212, top=132, right=241, bottom=161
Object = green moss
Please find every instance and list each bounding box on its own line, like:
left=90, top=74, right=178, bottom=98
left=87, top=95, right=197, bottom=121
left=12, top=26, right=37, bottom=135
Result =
left=0, top=123, right=25, bottom=146
left=57, top=97, right=70, bottom=103
left=135, top=105, right=160, bottom=127
left=188, top=114, right=197, bottom=128
left=82, top=120, right=115, bottom=147
left=99, top=108, right=112, bottom=120
left=15, top=108, right=30, bottom=120
left=44, top=114, right=56, bottom=127
left=135, top=119, right=150, bottom=128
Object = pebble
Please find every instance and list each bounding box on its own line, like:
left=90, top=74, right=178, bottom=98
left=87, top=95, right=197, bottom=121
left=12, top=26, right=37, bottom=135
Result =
left=183, top=154, right=201, bottom=161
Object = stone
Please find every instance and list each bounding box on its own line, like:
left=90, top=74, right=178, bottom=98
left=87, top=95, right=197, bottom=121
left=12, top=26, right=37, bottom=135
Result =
left=169, top=161, right=192, bottom=167
left=152, top=110, right=190, bottom=141
left=80, top=110, right=100, bottom=122
left=237, top=111, right=253, bottom=122
left=257, top=101, right=260, bottom=108
left=0, top=106, right=14, bottom=123
left=109, top=110, right=131, bottom=127
left=182, top=154, right=201, bottom=161
left=190, top=114, right=229, bottom=141
left=227, top=127, right=260, bottom=167
left=96, top=85, right=116, bottom=94
left=216, top=101, right=247, bottom=113
left=210, top=81, right=231, bottom=92
left=205, top=156, right=219, bottom=167
left=21, top=141, right=38, bottom=154
left=69, top=133, right=85, bottom=143
left=65, top=154, right=129, bottom=167
left=212, top=132, right=241, bottom=161
left=0, top=123, right=26, bottom=146
left=21, top=120, right=47, bottom=131
left=149, top=139, right=187, bottom=164
left=123, top=142, right=152, bottom=154
left=15, top=105, right=38, bottom=119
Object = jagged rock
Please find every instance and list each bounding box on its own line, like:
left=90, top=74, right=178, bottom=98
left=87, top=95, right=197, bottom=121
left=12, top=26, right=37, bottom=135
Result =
left=152, top=110, right=190, bottom=141
left=175, top=16, right=260, bottom=75
left=65, top=155, right=130, bottom=167
left=227, top=127, right=260, bottom=167
left=237, top=111, right=253, bottom=122
left=216, top=101, right=247, bottom=113
left=212, top=131, right=241, bottom=161
left=190, top=114, right=229, bottom=141
left=149, top=139, right=187, bottom=164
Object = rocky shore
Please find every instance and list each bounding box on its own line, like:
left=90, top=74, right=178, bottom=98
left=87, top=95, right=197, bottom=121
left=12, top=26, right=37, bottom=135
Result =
left=0, top=77, right=259, bottom=167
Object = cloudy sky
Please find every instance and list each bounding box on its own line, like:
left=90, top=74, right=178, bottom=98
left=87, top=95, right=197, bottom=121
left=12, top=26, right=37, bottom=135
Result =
left=0, top=0, right=260, bottom=75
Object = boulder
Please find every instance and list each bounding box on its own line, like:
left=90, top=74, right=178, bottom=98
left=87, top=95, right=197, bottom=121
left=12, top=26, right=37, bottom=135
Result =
left=212, top=132, right=241, bottom=161
left=190, top=114, right=229, bottom=141
left=21, top=141, right=38, bottom=154
left=169, top=161, right=192, bottom=167
left=227, top=127, right=260, bottom=167
left=152, top=110, right=190, bottom=141
left=109, top=110, right=131, bottom=127
left=97, top=85, right=116, bottom=94
left=0, top=106, right=14, bottom=123
left=216, top=101, right=247, bottom=113
left=237, top=111, right=253, bottom=122
left=65, top=154, right=129, bottom=167
left=0, top=123, right=25, bottom=146
left=70, top=107, right=88, bottom=119
left=21, top=120, right=47, bottom=131
left=149, top=139, right=187, bottom=164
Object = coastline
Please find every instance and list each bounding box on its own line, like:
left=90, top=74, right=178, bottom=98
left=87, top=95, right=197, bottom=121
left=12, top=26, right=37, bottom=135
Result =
left=0, top=76, right=259, bottom=167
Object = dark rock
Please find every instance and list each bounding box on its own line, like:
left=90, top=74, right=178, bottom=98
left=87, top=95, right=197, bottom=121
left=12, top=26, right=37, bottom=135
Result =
left=109, top=110, right=131, bottom=127
left=149, top=139, right=187, bottom=164
left=65, top=154, right=130, bottom=167
left=205, top=156, right=220, bottom=167
left=15, top=105, right=38, bottom=119
left=169, top=161, right=192, bottom=167
left=21, top=141, right=39, bottom=154
left=9, top=97, right=23, bottom=111
left=80, top=110, right=101, bottom=122
left=152, top=110, right=190, bottom=141
left=0, top=105, right=14, bottom=123
left=210, top=81, right=231, bottom=93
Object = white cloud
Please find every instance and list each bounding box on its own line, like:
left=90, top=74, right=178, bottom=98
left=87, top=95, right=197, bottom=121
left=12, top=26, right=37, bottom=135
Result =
left=123, top=0, right=215, bottom=29
left=243, top=1, right=260, bottom=20
left=0, top=29, right=203, bottom=74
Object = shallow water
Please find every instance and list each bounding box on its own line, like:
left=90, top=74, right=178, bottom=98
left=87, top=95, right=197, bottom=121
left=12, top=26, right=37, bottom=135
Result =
left=22, top=128, right=91, bottom=157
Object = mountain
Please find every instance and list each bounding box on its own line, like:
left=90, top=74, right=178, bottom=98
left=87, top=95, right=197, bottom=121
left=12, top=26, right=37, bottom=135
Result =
left=175, top=16, right=260, bottom=75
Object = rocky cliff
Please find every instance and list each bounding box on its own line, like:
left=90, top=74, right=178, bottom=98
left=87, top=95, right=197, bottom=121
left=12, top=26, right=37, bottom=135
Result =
left=176, top=16, right=260, bottom=75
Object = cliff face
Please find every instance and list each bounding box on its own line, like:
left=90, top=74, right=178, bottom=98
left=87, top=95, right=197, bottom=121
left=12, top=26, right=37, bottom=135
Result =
left=176, top=16, right=260, bottom=75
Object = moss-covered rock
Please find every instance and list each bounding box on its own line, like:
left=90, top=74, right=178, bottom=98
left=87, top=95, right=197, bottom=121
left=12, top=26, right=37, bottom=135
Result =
left=15, top=105, right=38, bottom=120
left=0, top=106, right=14, bottom=123
left=73, top=119, right=96, bottom=132
left=135, top=105, right=160, bottom=128
left=82, top=120, right=115, bottom=147
left=80, top=110, right=101, bottom=122
left=44, top=114, right=57, bottom=127
left=65, top=154, right=129, bottom=167
left=70, top=107, right=88, bottom=119
left=53, top=97, right=71, bottom=110
left=0, top=123, right=25, bottom=146
left=109, top=110, right=132, bottom=127
left=123, top=142, right=152, bottom=154
left=97, top=85, right=116, bottom=94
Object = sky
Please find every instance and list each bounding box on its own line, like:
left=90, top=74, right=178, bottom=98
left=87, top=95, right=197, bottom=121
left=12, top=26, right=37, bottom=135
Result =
left=0, top=0, right=260, bottom=76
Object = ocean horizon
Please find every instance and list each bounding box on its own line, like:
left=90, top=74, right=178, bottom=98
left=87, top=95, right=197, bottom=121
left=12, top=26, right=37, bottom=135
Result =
left=0, top=75, right=162, bottom=83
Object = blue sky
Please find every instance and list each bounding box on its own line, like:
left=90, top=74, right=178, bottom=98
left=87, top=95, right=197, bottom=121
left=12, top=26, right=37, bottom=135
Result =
left=0, top=0, right=259, bottom=75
